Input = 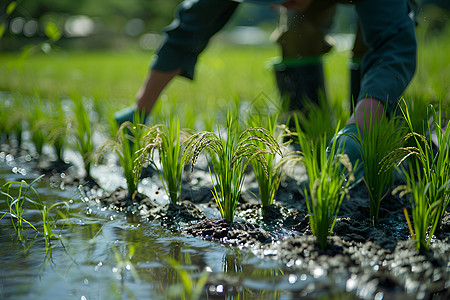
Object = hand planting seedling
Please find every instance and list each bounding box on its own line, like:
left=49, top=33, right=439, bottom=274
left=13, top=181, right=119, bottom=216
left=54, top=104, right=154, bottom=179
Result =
left=183, top=114, right=281, bottom=222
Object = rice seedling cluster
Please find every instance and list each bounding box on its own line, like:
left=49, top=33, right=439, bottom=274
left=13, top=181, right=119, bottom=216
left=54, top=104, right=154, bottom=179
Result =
left=248, top=113, right=286, bottom=212
left=136, top=117, right=186, bottom=204
left=293, top=117, right=354, bottom=249
left=2, top=86, right=448, bottom=251
left=96, top=110, right=147, bottom=200
left=183, top=113, right=282, bottom=221
left=386, top=103, right=449, bottom=251
left=0, top=175, right=70, bottom=253
left=1, top=25, right=449, bottom=253
left=355, top=104, right=408, bottom=227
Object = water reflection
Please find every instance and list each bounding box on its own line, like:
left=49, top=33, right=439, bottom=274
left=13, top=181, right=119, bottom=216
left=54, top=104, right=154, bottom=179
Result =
left=1, top=166, right=351, bottom=299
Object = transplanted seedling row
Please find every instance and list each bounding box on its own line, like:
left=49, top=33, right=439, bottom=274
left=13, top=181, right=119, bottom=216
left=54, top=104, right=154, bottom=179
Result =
left=1, top=93, right=448, bottom=252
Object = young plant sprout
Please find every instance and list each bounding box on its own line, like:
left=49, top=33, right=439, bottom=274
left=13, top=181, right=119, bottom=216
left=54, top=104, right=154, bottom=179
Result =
left=183, top=114, right=281, bottom=222
left=355, top=104, right=406, bottom=227
left=27, top=95, right=48, bottom=156
left=247, top=113, right=286, bottom=214
left=394, top=161, right=439, bottom=252
left=385, top=103, right=450, bottom=251
left=38, top=99, right=69, bottom=162
left=41, top=201, right=70, bottom=254
left=71, top=97, right=95, bottom=178
left=295, top=117, right=354, bottom=249
left=0, top=176, right=43, bottom=241
left=135, top=117, right=186, bottom=205
left=0, top=95, right=24, bottom=146
left=96, top=110, right=147, bottom=199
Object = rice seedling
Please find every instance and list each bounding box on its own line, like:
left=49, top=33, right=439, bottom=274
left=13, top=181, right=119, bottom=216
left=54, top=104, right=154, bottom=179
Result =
left=135, top=117, right=187, bottom=204
left=394, top=161, right=440, bottom=252
left=0, top=175, right=43, bottom=241
left=247, top=113, right=285, bottom=213
left=293, top=95, right=346, bottom=144
left=0, top=95, right=24, bottom=146
left=354, top=104, right=407, bottom=227
left=36, top=99, right=70, bottom=162
left=183, top=113, right=281, bottom=222
left=385, top=102, right=449, bottom=251
left=41, top=201, right=70, bottom=250
left=96, top=110, right=147, bottom=199
left=27, top=95, right=48, bottom=156
left=295, top=118, right=354, bottom=249
left=71, top=97, right=95, bottom=178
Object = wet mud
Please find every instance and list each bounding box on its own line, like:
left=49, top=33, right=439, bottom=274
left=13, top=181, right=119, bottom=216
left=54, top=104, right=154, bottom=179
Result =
left=2, top=142, right=449, bottom=299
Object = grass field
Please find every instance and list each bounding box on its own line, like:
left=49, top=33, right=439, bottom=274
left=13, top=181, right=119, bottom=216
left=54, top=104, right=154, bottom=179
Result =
left=0, top=25, right=448, bottom=128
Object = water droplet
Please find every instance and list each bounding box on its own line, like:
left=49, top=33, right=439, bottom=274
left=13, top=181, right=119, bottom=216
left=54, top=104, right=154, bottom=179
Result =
left=374, top=292, right=384, bottom=300
left=313, top=267, right=324, bottom=278
left=288, top=274, right=297, bottom=284
left=216, top=285, right=224, bottom=293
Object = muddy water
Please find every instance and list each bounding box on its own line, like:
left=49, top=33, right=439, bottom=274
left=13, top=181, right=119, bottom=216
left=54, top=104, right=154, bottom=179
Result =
left=0, top=157, right=355, bottom=300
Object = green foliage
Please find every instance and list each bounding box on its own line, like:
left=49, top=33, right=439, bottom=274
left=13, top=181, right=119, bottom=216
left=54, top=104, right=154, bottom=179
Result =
left=136, top=117, right=186, bottom=204
left=96, top=110, right=146, bottom=198
left=0, top=1, right=17, bottom=39
left=295, top=118, right=353, bottom=249
left=0, top=176, right=42, bottom=241
left=47, top=100, right=69, bottom=161
left=0, top=95, right=24, bottom=145
left=27, top=95, right=48, bottom=156
left=248, top=113, right=286, bottom=210
left=44, top=21, right=62, bottom=42
left=41, top=201, right=70, bottom=253
left=71, top=97, right=95, bottom=177
left=1, top=175, right=70, bottom=254
left=293, top=95, right=347, bottom=144
left=387, top=103, right=450, bottom=251
left=356, top=105, right=407, bottom=227
left=183, top=114, right=281, bottom=222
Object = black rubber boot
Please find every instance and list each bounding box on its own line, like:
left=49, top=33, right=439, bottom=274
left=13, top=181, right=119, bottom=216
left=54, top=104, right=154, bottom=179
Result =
left=274, top=60, right=326, bottom=113
left=348, top=59, right=361, bottom=114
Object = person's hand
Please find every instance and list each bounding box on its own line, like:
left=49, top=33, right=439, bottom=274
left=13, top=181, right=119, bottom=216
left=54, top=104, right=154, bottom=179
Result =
left=327, top=124, right=365, bottom=185
left=281, top=0, right=313, bottom=11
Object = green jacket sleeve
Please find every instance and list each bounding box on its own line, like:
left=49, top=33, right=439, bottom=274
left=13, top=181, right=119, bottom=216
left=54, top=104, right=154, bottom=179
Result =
left=356, top=0, right=417, bottom=115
